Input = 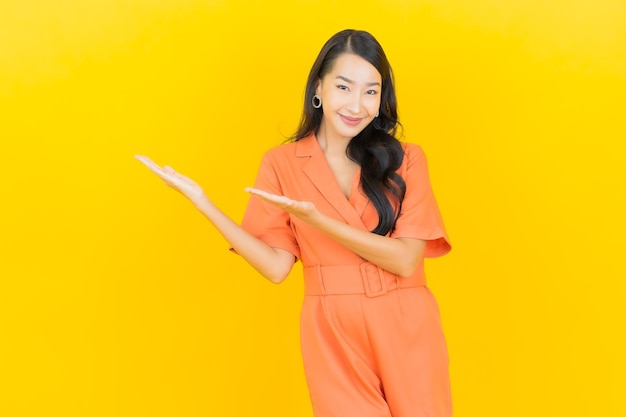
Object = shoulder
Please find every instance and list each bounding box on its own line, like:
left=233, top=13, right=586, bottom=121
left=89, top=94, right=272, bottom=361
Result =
left=262, top=134, right=318, bottom=164
left=399, top=142, right=427, bottom=168
left=400, top=141, right=425, bottom=156
left=261, top=141, right=298, bottom=164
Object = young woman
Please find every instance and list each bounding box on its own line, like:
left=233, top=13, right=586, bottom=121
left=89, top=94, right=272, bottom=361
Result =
left=136, top=29, right=452, bottom=417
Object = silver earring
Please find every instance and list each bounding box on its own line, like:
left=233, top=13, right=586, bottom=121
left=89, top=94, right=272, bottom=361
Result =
left=375, top=110, right=379, bottom=117
left=312, top=95, right=322, bottom=109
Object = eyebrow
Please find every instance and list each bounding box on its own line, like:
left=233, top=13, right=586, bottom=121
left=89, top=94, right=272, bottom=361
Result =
left=335, top=75, right=381, bottom=87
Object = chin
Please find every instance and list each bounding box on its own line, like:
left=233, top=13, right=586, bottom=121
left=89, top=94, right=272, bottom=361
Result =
left=348, top=125, right=369, bottom=138
left=341, top=124, right=368, bottom=138
left=340, top=130, right=364, bottom=140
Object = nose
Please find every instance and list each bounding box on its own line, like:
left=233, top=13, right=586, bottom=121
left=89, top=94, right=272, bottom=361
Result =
left=346, top=92, right=362, bottom=114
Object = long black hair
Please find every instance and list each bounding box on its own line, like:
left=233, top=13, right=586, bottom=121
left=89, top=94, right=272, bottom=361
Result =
left=292, top=29, right=406, bottom=236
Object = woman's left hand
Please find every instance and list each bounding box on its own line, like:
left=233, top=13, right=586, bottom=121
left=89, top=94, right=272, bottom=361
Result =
left=245, top=187, right=320, bottom=223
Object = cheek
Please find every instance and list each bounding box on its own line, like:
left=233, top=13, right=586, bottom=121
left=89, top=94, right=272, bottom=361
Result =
left=323, top=88, right=344, bottom=106
left=365, top=96, right=381, bottom=113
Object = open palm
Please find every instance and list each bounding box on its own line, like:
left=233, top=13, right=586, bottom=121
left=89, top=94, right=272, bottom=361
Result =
left=135, top=155, right=207, bottom=206
left=245, top=187, right=318, bottom=220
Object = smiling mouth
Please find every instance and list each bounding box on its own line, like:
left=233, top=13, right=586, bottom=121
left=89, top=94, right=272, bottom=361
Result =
left=339, top=114, right=363, bottom=126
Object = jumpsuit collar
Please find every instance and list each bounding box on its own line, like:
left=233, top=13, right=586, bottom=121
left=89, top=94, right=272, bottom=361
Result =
left=295, top=134, right=371, bottom=230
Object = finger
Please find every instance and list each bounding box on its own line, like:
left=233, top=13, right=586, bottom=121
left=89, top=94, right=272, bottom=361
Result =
left=246, top=187, right=282, bottom=201
left=245, top=187, right=270, bottom=197
left=135, top=158, right=181, bottom=185
left=134, top=154, right=152, bottom=163
left=135, top=155, right=164, bottom=174
left=163, top=165, right=176, bottom=176
left=246, top=188, right=294, bottom=207
left=134, top=154, right=156, bottom=168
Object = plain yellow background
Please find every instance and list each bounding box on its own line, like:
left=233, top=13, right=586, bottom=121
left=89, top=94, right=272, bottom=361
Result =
left=1, top=0, right=624, bottom=416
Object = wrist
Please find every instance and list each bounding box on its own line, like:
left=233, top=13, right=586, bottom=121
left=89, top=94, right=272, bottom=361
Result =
left=306, top=208, right=328, bottom=229
left=193, top=193, right=214, bottom=211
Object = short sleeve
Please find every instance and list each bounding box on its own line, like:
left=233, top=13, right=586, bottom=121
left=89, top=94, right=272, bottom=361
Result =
left=390, top=144, right=451, bottom=258
left=232, top=151, right=301, bottom=259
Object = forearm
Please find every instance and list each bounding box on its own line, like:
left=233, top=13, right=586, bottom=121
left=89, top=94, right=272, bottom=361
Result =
left=195, top=197, right=294, bottom=283
left=308, top=212, right=425, bottom=277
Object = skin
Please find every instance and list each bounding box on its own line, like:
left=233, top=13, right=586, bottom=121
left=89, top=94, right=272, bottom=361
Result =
left=315, top=53, right=382, bottom=198
left=135, top=52, right=425, bottom=283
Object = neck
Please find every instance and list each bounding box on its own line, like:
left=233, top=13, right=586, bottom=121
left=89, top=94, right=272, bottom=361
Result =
left=316, top=123, right=351, bottom=156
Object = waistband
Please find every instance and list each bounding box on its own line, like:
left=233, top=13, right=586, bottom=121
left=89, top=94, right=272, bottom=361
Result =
left=303, top=263, right=426, bottom=298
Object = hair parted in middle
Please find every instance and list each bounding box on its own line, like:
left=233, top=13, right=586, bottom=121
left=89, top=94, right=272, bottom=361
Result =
left=292, top=29, right=406, bottom=236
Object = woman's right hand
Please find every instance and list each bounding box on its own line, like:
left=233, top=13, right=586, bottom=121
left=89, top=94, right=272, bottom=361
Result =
left=135, top=155, right=295, bottom=282
left=135, top=155, right=210, bottom=208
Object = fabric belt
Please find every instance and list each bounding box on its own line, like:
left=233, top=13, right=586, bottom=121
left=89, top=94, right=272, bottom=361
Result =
left=303, top=263, right=426, bottom=298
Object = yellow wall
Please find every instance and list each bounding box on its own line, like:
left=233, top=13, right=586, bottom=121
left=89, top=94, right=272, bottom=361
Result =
left=1, top=1, right=624, bottom=416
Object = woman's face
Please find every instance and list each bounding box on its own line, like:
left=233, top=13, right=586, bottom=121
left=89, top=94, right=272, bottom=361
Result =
left=316, top=53, right=382, bottom=141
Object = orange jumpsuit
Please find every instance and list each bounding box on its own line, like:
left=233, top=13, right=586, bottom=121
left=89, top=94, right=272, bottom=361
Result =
left=240, top=133, right=452, bottom=417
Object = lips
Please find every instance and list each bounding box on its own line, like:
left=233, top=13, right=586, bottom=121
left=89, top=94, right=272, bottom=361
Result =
left=339, top=114, right=364, bottom=126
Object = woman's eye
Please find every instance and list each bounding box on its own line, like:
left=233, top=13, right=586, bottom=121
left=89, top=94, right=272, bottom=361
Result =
left=366, top=90, right=378, bottom=95
left=337, top=85, right=349, bottom=91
